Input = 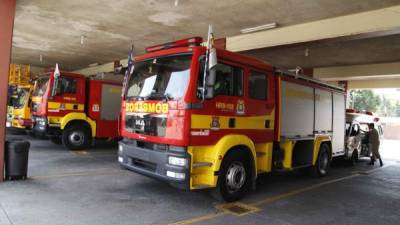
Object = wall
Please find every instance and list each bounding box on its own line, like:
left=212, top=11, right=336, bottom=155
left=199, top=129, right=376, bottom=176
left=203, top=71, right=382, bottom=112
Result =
left=0, top=0, right=17, bottom=181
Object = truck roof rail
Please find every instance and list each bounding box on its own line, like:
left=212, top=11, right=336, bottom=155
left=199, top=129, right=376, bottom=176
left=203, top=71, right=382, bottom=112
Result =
left=275, top=68, right=345, bottom=92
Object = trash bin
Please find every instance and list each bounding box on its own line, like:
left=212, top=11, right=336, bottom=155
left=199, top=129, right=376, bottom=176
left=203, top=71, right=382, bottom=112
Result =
left=4, top=139, right=30, bottom=180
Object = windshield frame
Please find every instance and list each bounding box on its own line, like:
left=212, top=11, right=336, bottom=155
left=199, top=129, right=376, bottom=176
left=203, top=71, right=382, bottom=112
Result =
left=123, top=53, right=193, bottom=101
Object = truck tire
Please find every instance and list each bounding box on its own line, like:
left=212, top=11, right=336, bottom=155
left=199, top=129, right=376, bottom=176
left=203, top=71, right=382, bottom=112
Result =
left=212, top=150, right=251, bottom=202
left=50, top=136, right=62, bottom=145
left=62, top=124, right=90, bottom=150
left=311, top=143, right=330, bottom=177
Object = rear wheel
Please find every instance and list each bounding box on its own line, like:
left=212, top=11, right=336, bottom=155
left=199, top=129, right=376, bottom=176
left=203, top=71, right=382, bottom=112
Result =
left=212, top=150, right=251, bottom=202
left=311, top=144, right=330, bottom=177
left=62, top=124, right=91, bottom=150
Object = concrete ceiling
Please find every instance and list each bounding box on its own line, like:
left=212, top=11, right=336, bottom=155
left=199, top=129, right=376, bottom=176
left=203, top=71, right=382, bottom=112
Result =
left=11, top=0, right=400, bottom=70
left=244, top=34, right=400, bottom=69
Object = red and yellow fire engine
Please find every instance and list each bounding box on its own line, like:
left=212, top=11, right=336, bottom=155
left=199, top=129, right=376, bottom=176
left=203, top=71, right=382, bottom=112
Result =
left=31, top=70, right=122, bottom=150
left=118, top=37, right=346, bottom=201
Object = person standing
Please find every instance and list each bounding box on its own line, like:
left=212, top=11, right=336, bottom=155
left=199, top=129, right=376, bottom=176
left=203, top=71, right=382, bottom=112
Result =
left=368, top=123, right=383, bottom=167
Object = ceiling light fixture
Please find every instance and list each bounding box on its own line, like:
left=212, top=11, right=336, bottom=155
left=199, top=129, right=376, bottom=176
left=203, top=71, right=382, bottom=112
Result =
left=174, top=0, right=179, bottom=7
left=240, top=22, right=278, bottom=34
left=80, top=35, right=86, bottom=45
left=39, top=55, right=43, bottom=62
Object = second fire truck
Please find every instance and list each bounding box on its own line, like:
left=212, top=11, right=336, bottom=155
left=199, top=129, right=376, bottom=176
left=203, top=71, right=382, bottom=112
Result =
left=118, top=37, right=346, bottom=201
left=31, top=70, right=122, bottom=150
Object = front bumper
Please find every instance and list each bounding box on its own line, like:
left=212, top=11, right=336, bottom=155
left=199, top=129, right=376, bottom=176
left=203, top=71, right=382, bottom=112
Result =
left=118, top=139, right=190, bottom=190
left=31, top=116, right=48, bottom=135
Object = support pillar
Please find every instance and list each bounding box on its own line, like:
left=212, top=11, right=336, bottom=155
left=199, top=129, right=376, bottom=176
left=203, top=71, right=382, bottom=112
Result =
left=0, top=0, right=17, bottom=181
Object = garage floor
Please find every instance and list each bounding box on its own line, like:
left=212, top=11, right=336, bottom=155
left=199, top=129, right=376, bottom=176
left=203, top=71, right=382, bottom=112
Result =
left=1, top=134, right=399, bottom=225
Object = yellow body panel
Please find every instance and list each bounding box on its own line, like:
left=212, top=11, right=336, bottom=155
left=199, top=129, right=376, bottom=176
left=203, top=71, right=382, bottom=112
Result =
left=32, top=96, right=42, bottom=103
left=58, top=113, right=97, bottom=137
left=254, top=142, right=274, bottom=173
left=312, top=135, right=332, bottom=165
left=191, top=113, right=274, bottom=130
left=188, top=134, right=259, bottom=189
left=47, top=102, right=84, bottom=111
left=278, top=135, right=332, bottom=170
left=280, top=140, right=296, bottom=169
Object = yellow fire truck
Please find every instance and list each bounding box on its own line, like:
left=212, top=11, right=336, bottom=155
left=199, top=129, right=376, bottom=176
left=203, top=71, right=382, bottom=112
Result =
left=6, top=64, right=33, bottom=132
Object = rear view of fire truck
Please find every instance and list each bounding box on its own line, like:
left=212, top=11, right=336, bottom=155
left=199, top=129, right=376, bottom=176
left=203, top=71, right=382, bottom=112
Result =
left=118, top=37, right=346, bottom=201
left=31, top=68, right=122, bottom=150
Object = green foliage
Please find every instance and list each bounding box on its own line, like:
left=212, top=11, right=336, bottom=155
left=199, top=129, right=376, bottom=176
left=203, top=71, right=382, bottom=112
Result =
left=349, top=90, right=400, bottom=117
left=349, top=90, right=381, bottom=112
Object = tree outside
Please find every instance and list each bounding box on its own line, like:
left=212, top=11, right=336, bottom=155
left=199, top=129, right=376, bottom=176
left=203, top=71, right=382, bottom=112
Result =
left=349, top=89, right=400, bottom=117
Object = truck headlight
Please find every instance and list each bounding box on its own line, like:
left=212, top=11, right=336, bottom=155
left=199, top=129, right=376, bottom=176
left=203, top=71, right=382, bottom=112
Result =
left=168, top=156, right=187, bottom=167
left=118, top=145, right=123, bottom=153
left=166, top=171, right=185, bottom=179
left=118, top=156, right=123, bottom=163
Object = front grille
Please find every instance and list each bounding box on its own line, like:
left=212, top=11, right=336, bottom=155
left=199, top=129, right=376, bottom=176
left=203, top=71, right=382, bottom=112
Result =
left=130, top=158, right=157, bottom=172
left=125, top=115, right=167, bottom=137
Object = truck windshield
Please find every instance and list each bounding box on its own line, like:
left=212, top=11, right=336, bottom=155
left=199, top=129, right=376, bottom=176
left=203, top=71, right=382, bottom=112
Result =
left=125, top=54, right=192, bottom=101
left=14, top=88, right=29, bottom=109
left=33, top=77, right=49, bottom=97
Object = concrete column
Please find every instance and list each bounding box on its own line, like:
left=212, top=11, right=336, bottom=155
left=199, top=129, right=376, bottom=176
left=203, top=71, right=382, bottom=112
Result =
left=0, top=0, right=16, bottom=181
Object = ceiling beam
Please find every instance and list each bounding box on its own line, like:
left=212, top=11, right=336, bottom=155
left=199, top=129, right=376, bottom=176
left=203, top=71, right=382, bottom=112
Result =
left=226, top=5, right=400, bottom=52
left=314, top=62, right=400, bottom=81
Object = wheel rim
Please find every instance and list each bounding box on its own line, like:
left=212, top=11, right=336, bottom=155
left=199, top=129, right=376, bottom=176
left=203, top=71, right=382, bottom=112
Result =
left=319, top=150, right=329, bottom=174
left=225, top=161, right=246, bottom=193
left=69, top=131, right=85, bottom=146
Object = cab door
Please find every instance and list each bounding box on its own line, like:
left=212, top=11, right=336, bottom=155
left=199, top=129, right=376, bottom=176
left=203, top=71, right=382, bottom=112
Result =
left=48, top=76, right=85, bottom=117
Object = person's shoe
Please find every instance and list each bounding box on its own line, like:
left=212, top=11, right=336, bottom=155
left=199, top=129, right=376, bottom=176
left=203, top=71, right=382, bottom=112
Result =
left=379, top=159, right=383, bottom=167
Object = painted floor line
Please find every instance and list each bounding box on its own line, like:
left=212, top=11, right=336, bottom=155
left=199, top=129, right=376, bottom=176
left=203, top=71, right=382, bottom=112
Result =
left=168, top=212, right=226, bottom=225
left=0, top=203, right=13, bottom=225
left=167, top=166, right=391, bottom=225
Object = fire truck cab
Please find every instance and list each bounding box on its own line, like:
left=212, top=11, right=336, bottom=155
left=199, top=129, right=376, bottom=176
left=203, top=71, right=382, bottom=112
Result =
left=31, top=71, right=122, bottom=150
left=6, top=84, right=33, bottom=130
left=118, top=37, right=346, bottom=201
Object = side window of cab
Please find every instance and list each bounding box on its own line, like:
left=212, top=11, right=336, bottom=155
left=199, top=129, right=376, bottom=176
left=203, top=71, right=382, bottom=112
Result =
left=248, top=71, right=267, bottom=100
left=197, top=60, right=243, bottom=98
left=56, top=77, right=77, bottom=96
left=213, top=63, right=243, bottom=97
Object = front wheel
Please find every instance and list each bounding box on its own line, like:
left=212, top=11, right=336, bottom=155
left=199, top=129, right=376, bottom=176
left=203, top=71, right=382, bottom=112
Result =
left=212, top=151, right=251, bottom=202
left=62, top=124, right=91, bottom=150
left=311, top=144, right=330, bottom=177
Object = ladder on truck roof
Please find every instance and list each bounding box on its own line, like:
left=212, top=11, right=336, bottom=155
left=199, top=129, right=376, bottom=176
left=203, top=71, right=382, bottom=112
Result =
left=275, top=68, right=345, bottom=92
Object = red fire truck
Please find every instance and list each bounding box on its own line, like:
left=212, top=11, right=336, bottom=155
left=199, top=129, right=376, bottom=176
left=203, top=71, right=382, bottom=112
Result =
left=31, top=71, right=122, bottom=150
left=118, top=37, right=346, bottom=201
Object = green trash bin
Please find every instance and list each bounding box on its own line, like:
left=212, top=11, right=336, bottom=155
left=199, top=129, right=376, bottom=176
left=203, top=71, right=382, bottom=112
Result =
left=5, top=139, right=30, bottom=180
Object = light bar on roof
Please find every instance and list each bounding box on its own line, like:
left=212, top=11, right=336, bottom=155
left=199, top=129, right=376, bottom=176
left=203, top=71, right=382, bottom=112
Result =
left=145, top=37, right=203, bottom=53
